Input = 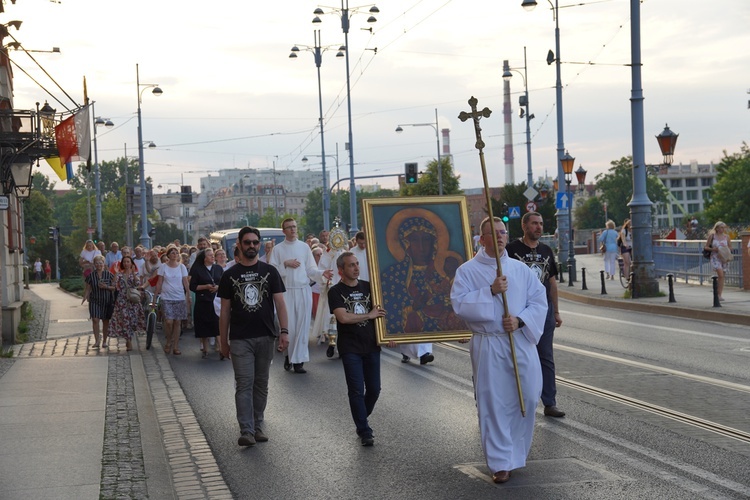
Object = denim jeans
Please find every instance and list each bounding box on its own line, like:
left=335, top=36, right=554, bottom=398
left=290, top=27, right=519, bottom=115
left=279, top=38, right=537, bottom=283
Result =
left=536, top=301, right=557, bottom=407
left=230, top=336, right=275, bottom=434
left=341, top=351, right=381, bottom=438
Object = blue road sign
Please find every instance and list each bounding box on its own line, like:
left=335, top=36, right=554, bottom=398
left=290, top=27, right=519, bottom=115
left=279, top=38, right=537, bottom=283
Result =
left=508, top=206, right=521, bottom=219
left=556, top=192, right=571, bottom=210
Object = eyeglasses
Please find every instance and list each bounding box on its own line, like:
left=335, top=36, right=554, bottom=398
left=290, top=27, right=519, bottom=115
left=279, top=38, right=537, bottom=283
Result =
left=482, top=230, right=508, bottom=236
left=242, top=239, right=261, bottom=246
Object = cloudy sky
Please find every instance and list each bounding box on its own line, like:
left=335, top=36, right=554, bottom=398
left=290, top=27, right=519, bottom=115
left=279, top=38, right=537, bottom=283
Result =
left=7, top=0, right=749, bottom=194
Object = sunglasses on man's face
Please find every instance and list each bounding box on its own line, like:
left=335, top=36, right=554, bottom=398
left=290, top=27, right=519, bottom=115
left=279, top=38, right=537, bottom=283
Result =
left=242, top=239, right=261, bottom=246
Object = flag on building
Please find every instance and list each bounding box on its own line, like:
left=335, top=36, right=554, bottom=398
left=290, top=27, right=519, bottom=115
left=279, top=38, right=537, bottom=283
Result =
left=54, top=105, right=91, bottom=182
left=45, top=156, right=68, bottom=182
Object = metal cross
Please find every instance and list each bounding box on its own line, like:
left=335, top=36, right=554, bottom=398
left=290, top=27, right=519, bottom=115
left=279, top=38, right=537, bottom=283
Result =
left=458, top=96, right=492, bottom=152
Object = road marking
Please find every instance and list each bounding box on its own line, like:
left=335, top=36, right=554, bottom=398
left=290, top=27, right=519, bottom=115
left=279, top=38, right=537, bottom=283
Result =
left=54, top=319, right=89, bottom=323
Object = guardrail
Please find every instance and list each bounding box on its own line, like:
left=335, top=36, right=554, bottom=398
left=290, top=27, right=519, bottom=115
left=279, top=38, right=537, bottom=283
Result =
left=653, top=239, right=743, bottom=287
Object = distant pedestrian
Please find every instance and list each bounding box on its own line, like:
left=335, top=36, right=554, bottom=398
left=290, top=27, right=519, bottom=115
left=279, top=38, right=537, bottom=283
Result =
left=105, top=242, right=122, bottom=270
left=598, top=220, right=619, bottom=280
left=44, top=259, right=51, bottom=282
left=79, top=240, right=101, bottom=279
left=33, top=258, right=42, bottom=282
left=218, top=226, right=289, bottom=447
left=82, top=255, right=115, bottom=349
left=705, top=221, right=732, bottom=301
left=109, top=255, right=145, bottom=351
left=619, top=219, right=632, bottom=275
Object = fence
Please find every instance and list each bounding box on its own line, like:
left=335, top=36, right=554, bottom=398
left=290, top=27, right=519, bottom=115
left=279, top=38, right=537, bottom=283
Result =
left=653, top=239, right=743, bottom=287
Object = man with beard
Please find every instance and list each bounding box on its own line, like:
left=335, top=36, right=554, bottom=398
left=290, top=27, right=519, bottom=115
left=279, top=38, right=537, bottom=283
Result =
left=505, top=212, right=565, bottom=418
left=218, top=226, right=289, bottom=447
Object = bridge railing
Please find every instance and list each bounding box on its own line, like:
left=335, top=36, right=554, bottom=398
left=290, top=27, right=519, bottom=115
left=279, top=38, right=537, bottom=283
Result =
left=653, top=239, right=743, bottom=287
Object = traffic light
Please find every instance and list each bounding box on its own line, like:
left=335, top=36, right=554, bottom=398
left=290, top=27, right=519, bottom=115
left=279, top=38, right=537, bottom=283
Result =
left=404, top=163, right=418, bottom=184
left=501, top=203, right=509, bottom=223
left=180, top=185, right=192, bottom=204
left=48, top=227, right=57, bottom=241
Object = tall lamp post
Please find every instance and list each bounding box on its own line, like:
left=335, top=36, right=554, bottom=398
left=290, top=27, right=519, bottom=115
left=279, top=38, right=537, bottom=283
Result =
left=560, top=152, right=576, bottom=282
left=92, top=111, right=113, bottom=240
left=136, top=63, right=163, bottom=248
left=502, top=47, right=535, bottom=187
left=290, top=31, right=343, bottom=230
left=522, top=0, right=571, bottom=271
left=313, top=1, right=379, bottom=235
left=394, top=108, right=443, bottom=195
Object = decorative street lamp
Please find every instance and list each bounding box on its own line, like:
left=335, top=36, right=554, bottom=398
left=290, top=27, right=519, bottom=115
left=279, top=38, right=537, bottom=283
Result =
left=502, top=46, right=535, bottom=188
left=135, top=63, right=162, bottom=248
left=313, top=1, right=379, bottom=235
left=560, top=151, right=576, bottom=282
left=395, top=108, right=443, bottom=195
left=656, top=124, right=679, bottom=165
left=575, top=165, right=587, bottom=191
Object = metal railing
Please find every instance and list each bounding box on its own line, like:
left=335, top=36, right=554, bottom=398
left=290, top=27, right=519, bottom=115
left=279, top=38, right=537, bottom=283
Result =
left=653, top=239, right=743, bottom=287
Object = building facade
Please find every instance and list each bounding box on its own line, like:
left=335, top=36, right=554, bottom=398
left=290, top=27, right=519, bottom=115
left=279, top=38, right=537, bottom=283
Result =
left=654, top=161, right=716, bottom=228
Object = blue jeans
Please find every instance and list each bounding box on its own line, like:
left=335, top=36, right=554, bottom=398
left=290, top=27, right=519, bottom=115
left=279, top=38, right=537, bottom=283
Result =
left=341, top=351, right=381, bottom=438
left=537, top=301, right=557, bottom=407
left=230, top=336, right=275, bottom=434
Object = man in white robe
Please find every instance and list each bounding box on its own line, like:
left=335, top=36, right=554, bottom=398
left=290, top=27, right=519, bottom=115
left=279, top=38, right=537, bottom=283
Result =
left=450, top=216, right=547, bottom=484
left=269, top=219, right=332, bottom=373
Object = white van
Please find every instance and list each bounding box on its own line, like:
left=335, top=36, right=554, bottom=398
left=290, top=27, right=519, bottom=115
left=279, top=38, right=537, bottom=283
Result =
left=210, top=227, right=285, bottom=260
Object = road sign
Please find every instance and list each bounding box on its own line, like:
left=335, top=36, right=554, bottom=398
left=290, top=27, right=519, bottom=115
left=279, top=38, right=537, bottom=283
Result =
left=556, top=192, right=570, bottom=210
left=0, top=195, right=8, bottom=210
left=508, top=206, right=521, bottom=219
left=525, top=201, right=537, bottom=212
left=523, top=187, right=538, bottom=201
left=87, top=227, right=95, bottom=235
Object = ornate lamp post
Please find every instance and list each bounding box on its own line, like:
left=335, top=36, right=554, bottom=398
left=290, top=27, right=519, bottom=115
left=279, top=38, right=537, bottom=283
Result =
left=560, top=152, right=576, bottom=281
left=395, top=108, right=442, bottom=195
left=136, top=64, right=163, bottom=248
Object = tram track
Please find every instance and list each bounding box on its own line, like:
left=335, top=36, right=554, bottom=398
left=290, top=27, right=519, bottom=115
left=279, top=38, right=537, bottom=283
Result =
left=437, top=341, right=750, bottom=445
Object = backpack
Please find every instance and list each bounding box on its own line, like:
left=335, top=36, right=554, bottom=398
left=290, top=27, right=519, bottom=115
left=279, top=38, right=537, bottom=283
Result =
left=702, top=236, right=713, bottom=260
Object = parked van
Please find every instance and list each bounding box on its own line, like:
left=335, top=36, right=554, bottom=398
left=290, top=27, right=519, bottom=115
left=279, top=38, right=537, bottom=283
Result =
left=209, top=227, right=285, bottom=259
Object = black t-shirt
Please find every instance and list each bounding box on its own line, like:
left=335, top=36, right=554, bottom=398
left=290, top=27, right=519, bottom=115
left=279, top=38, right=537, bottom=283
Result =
left=328, top=280, right=380, bottom=356
left=217, top=260, right=285, bottom=340
left=505, top=239, right=558, bottom=297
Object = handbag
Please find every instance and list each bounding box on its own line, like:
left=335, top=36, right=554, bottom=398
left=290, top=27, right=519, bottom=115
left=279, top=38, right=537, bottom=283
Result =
left=600, top=243, right=606, bottom=254
left=127, top=287, right=142, bottom=304
left=702, top=248, right=712, bottom=260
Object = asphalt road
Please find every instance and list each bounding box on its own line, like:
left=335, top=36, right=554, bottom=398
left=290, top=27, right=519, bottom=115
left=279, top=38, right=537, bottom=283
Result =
left=166, top=300, right=750, bottom=499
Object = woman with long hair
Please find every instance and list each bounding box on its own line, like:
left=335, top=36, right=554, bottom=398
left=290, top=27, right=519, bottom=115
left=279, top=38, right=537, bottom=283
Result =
left=82, top=255, right=115, bottom=348
left=189, top=248, right=223, bottom=358
left=619, top=219, right=633, bottom=275
left=156, top=245, right=191, bottom=355
left=598, top=220, right=619, bottom=280
left=79, top=239, right=101, bottom=279
left=108, top=255, right=145, bottom=351
left=705, top=221, right=732, bottom=301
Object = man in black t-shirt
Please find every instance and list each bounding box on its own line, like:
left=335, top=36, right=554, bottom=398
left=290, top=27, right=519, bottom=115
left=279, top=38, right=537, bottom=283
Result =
left=328, top=251, right=388, bottom=446
left=506, top=212, right=565, bottom=418
left=218, top=227, right=289, bottom=447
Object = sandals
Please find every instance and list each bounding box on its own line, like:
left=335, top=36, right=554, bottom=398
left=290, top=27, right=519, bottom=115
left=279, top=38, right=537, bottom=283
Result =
left=173, top=349, right=182, bottom=355
left=201, top=349, right=207, bottom=359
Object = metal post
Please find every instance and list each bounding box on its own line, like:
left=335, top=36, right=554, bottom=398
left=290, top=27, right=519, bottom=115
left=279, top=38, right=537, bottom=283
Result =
left=552, top=0, right=570, bottom=270
left=314, top=30, right=330, bottom=230
left=667, top=273, right=676, bottom=302
left=711, top=276, right=721, bottom=307
left=629, top=0, right=659, bottom=297
left=341, top=0, right=358, bottom=235
left=581, top=267, right=587, bottom=290
left=123, top=145, right=133, bottom=248
left=523, top=46, right=533, bottom=188
left=600, top=270, right=607, bottom=295
left=136, top=64, right=150, bottom=248
left=435, top=107, right=442, bottom=195
left=567, top=183, right=576, bottom=282
left=92, top=103, right=103, bottom=239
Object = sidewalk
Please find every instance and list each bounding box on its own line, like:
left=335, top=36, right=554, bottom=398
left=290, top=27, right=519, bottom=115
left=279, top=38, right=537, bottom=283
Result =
left=559, top=253, right=750, bottom=327
left=0, top=283, right=232, bottom=499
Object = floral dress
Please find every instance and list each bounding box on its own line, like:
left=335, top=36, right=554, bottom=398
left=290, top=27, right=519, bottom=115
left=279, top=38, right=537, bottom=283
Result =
left=109, top=272, right=146, bottom=340
left=710, top=234, right=729, bottom=272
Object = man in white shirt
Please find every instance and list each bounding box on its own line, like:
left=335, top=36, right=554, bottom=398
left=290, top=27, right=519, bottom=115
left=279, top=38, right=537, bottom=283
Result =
left=350, top=231, right=369, bottom=282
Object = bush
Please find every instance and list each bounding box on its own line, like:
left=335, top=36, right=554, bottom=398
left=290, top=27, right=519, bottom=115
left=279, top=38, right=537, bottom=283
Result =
left=60, top=276, right=85, bottom=295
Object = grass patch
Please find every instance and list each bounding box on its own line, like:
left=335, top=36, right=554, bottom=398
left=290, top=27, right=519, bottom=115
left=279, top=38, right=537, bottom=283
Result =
left=60, top=276, right=85, bottom=295
left=15, top=301, right=33, bottom=343
left=0, top=347, right=13, bottom=358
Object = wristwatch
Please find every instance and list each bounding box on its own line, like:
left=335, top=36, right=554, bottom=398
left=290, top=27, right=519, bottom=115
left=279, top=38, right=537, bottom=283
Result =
left=517, top=318, right=526, bottom=329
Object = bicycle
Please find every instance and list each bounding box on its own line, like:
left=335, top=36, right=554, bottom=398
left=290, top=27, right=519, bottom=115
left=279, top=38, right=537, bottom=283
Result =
left=143, top=290, right=161, bottom=350
left=617, top=257, right=630, bottom=289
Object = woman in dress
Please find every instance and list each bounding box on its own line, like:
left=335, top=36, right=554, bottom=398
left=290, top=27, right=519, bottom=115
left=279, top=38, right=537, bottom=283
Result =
left=44, top=260, right=52, bottom=282
left=82, top=255, right=115, bottom=348
left=705, top=221, right=732, bottom=301
left=108, top=255, right=145, bottom=351
left=189, top=248, right=223, bottom=358
left=155, top=245, right=191, bottom=355
left=598, top=220, right=619, bottom=280
left=79, top=240, right=101, bottom=279
left=619, top=219, right=633, bottom=276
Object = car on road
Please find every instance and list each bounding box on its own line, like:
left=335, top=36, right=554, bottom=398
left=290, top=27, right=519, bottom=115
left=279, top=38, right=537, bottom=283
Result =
left=210, top=227, right=285, bottom=259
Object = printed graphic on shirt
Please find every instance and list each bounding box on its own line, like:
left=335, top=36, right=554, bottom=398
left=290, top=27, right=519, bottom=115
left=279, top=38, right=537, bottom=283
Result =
left=231, top=272, right=269, bottom=312
left=341, top=289, right=371, bottom=327
left=509, top=248, right=552, bottom=284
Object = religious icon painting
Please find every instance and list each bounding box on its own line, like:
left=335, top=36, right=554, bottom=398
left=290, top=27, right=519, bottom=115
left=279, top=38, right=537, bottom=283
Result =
left=362, top=196, right=474, bottom=344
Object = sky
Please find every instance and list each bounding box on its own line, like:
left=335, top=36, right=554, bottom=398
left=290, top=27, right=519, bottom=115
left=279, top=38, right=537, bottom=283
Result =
left=6, top=0, right=750, bottom=195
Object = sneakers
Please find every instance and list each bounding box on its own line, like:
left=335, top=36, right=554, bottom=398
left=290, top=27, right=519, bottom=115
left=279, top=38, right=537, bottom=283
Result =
left=293, top=363, right=307, bottom=374
left=326, top=345, right=335, bottom=358
left=360, top=435, right=374, bottom=447
left=419, top=353, right=435, bottom=365
left=254, top=428, right=269, bottom=442
left=401, top=354, right=410, bottom=363
left=238, top=433, right=256, bottom=447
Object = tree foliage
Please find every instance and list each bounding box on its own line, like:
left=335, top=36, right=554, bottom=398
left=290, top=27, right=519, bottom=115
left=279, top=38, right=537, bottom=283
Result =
left=489, top=182, right=558, bottom=238
left=22, top=189, right=55, bottom=263
left=575, top=196, right=606, bottom=229
left=400, top=157, right=461, bottom=196
left=703, top=143, right=750, bottom=224
left=594, top=156, right=669, bottom=226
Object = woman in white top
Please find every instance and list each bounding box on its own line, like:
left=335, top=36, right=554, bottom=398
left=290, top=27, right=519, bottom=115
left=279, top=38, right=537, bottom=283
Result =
left=155, top=245, right=191, bottom=355
left=704, top=221, right=732, bottom=301
left=79, top=240, right=102, bottom=279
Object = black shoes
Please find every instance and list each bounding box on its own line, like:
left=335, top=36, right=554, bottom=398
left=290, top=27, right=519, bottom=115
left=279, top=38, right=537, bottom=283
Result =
left=419, top=353, right=435, bottom=365
left=544, top=405, right=565, bottom=418
left=401, top=355, right=410, bottom=363
left=238, top=433, right=256, bottom=447
left=360, top=435, right=374, bottom=446
left=326, top=345, right=335, bottom=358
left=283, top=355, right=291, bottom=371
left=254, top=428, right=269, bottom=442
left=293, top=363, right=307, bottom=374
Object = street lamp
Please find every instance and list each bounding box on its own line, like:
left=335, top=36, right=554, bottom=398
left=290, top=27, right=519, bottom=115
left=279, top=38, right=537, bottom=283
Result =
left=395, top=108, right=443, bottom=195
left=92, top=110, right=113, bottom=240
left=136, top=63, right=162, bottom=248
left=560, top=151, right=576, bottom=282
left=522, top=0, right=572, bottom=273
left=290, top=29, right=342, bottom=230
left=313, top=1, right=379, bottom=235
left=502, top=47, right=535, bottom=188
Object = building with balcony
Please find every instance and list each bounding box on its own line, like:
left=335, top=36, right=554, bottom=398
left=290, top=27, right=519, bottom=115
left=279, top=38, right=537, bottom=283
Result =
left=654, top=161, right=717, bottom=228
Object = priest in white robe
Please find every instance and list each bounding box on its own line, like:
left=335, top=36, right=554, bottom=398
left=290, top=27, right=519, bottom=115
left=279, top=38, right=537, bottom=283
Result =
left=269, top=219, right=332, bottom=373
left=450, top=216, right=547, bottom=484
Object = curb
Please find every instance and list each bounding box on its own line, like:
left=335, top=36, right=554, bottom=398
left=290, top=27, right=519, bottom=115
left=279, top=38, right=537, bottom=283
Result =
left=558, top=289, right=750, bottom=327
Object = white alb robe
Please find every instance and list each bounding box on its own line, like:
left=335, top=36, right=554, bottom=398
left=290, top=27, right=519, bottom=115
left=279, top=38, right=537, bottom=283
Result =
left=311, top=247, right=346, bottom=340
left=450, top=248, right=547, bottom=473
left=269, top=239, right=323, bottom=364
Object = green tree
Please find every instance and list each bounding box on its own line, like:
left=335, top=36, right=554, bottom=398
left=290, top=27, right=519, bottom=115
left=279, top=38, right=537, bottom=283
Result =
left=489, top=182, right=558, bottom=238
left=400, top=157, right=461, bottom=196
left=594, top=156, right=669, bottom=225
left=152, top=221, right=183, bottom=247
left=575, top=196, right=606, bottom=229
left=704, top=143, right=750, bottom=224
left=23, top=189, right=55, bottom=263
